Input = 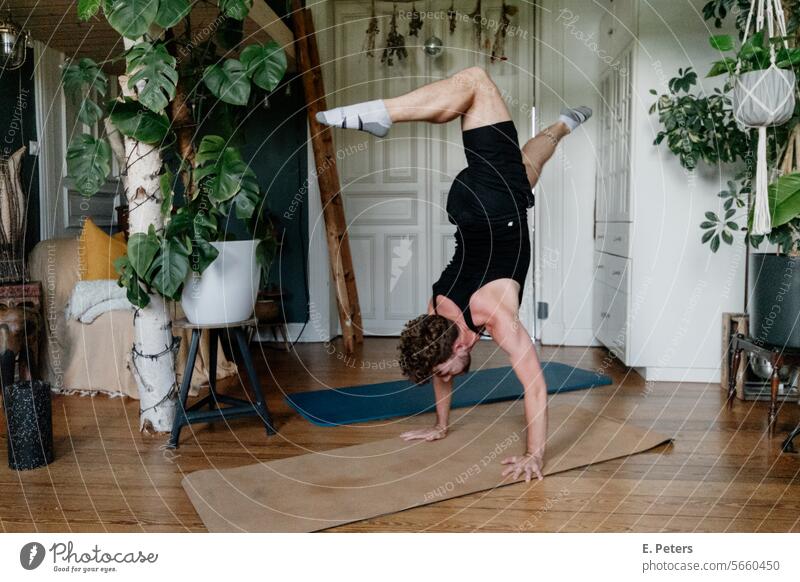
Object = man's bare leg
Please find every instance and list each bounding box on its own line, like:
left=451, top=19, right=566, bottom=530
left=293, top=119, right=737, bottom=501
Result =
left=521, top=122, right=570, bottom=189
left=316, top=66, right=511, bottom=136
left=384, top=66, right=511, bottom=130
left=522, top=106, right=593, bottom=187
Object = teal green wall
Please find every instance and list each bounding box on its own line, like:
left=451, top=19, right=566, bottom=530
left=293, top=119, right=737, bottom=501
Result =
left=241, top=73, right=309, bottom=324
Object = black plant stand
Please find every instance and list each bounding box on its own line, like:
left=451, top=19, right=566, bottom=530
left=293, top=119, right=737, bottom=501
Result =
left=167, top=318, right=275, bottom=449
left=727, top=334, right=800, bottom=434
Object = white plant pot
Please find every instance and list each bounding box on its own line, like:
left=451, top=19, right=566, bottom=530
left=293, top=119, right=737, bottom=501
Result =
left=181, top=240, right=261, bottom=325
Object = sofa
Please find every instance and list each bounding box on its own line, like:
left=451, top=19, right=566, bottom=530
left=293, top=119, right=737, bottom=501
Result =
left=28, top=237, right=236, bottom=399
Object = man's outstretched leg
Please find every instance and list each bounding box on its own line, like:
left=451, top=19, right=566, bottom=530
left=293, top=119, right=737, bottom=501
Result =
left=316, top=66, right=511, bottom=137
left=521, top=106, right=592, bottom=188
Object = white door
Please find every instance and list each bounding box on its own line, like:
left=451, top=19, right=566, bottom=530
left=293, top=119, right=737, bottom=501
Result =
left=330, top=0, right=535, bottom=336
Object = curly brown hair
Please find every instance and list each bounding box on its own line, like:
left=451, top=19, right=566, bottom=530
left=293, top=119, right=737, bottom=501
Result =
left=397, top=314, right=459, bottom=384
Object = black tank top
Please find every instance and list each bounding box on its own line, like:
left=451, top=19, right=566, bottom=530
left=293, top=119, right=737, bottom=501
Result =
left=432, top=218, right=530, bottom=334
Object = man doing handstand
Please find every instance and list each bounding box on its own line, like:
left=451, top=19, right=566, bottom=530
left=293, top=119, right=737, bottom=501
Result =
left=316, top=66, right=590, bottom=483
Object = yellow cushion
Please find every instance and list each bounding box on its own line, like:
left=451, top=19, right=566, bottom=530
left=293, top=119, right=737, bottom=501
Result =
left=79, top=218, right=128, bottom=280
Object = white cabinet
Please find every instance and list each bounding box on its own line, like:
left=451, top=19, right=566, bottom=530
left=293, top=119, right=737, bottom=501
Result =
left=594, top=35, right=634, bottom=362
left=590, top=0, right=745, bottom=383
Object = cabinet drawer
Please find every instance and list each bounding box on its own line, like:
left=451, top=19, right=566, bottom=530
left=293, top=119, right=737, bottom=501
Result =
left=594, top=251, right=630, bottom=293
left=595, top=222, right=631, bottom=258
left=594, top=280, right=628, bottom=361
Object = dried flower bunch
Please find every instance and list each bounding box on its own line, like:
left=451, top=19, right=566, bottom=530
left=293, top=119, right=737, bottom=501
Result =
left=364, top=0, right=380, bottom=57
left=491, top=1, right=518, bottom=62
left=468, top=0, right=483, bottom=49
left=408, top=2, right=423, bottom=37
left=382, top=4, right=408, bottom=66
left=448, top=1, right=457, bottom=34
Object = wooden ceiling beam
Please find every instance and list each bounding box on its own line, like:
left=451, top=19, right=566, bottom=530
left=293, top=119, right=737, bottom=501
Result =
left=10, top=0, right=294, bottom=68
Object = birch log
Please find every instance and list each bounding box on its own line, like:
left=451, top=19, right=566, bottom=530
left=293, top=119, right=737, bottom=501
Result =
left=118, top=36, right=178, bottom=433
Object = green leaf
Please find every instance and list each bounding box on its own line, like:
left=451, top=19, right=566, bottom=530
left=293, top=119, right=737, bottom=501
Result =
left=126, top=279, right=150, bottom=307
left=232, top=171, right=260, bottom=219
left=700, top=221, right=716, bottom=229
left=218, top=0, right=252, bottom=20
left=160, top=169, right=175, bottom=217
left=203, top=59, right=251, bottom=106
left=106, top=0, right=159, bottom=39
left=78, top=0, right=103, bottom=21
left=127, top=228, right=160, bottom=275
left=192, top=211, right=218, bottom=239
left=701, top=229, right=715, bottom=243
left=78, top=98, right=104, bottom=126
left=704, top=211, right=718, bottom=221
left=721, top=230, right=734, bottom=245
left=195, top=135, right=258, bottom=203
left=707, top=57, right=736, bottom=77
left=190, top=238, right=219, bottom=273
left=108, top=98, right=171, bottom=144
left=149, top=238, right=191, bottom=299
left=66, top=134, right=112, bottom=197
left=114, top=255, right=151, bottom=308
left=126, top=42, right=178, bottom=113
left=768, top=171, right=800, bottom=228
left=155, top=0, right=192, bottom=28
left=710, top=234, right=720, bottom=252
left=709, top=34, right=733, bottom=51
left=240, top=42, right=287, bottom=92
left=165, top=210, right=193, bottom=238
left=62, top=58, right=108, bottom=102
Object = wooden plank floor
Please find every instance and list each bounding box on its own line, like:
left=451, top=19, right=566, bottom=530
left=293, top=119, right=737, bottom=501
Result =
left=1, top=338, right=799, bottom=532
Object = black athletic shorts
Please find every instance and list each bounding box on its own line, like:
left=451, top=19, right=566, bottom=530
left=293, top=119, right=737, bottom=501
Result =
left=445, top=119, right=533, bottom=227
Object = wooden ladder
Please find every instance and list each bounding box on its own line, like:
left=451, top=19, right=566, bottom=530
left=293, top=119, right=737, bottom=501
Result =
left=290, top=1, right=363, bottom=352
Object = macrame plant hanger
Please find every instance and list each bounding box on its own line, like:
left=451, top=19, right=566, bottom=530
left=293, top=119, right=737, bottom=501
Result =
left=734, top=0, right=796, bottom=235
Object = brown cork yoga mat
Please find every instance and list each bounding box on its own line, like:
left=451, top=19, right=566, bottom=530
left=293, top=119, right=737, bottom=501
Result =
left=182, top=404, right=672, bottom=532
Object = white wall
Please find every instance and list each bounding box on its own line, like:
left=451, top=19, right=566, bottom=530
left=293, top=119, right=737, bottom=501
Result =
left=538, top=0, right=746, bottom=381
left=629, top=0, right=745, bottom=382
left=536, top=0, right=605, bottom=346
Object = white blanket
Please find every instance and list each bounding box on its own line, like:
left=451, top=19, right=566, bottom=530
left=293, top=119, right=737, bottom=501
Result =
left=65, top=279, right=132, bottom=324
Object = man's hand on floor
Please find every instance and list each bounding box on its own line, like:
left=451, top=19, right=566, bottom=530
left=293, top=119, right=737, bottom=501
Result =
left=400, top=425, right=447, bottom=442
left=501, top=453, right=544, bottom=482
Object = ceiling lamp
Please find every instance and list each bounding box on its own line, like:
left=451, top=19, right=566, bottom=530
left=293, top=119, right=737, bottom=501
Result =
left=0, top=10, right=29, bottom=71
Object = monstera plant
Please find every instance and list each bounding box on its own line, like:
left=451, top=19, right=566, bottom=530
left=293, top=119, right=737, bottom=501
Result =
left=63, top=0, right=287, bottom=431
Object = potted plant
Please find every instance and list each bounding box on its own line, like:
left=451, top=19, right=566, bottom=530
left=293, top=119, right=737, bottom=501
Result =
left=62, top=1, right=288, bottom=431
left=650, top=0, right=800, bottom=348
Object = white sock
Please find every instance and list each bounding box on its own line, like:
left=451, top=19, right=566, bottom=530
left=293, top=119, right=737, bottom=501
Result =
left=559, top=106, right=592, bottom=132
left=315, top=99, right=392, bottom=137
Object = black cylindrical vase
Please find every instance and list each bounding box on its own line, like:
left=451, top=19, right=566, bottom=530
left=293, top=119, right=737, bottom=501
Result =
left=2, top=381, right=54, bottom=470
left=750, top=253, right=800, bottom=348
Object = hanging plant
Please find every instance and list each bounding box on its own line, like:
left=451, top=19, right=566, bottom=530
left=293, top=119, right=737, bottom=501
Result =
left=363, top=0, right=380, bottom=57
left=491, top=2, right=517, bottom=62
left=468, top=0, right=483, bottom=50
left=382, top=4, right=408, bottom=66
left=408, top=2, right=423, bottom=37
left=448, top=1, right=457, bottom=34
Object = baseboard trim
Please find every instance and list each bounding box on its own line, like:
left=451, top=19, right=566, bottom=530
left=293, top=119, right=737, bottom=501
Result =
left=254, top=321, right=330, bottom=344
left=635, top=366, right=721, bottom=383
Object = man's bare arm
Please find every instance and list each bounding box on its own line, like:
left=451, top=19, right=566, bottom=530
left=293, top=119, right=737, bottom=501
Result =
left=488, top=309, right=548, bottom=479
left=400, top=375, right=452, bottom=442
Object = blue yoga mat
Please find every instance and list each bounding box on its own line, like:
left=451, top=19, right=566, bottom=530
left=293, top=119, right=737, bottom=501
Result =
left=285, top=362, right=612, bottom=427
